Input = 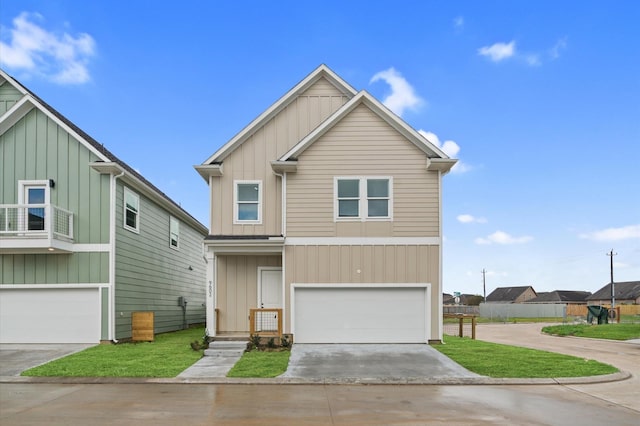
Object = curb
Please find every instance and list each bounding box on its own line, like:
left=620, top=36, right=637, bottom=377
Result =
left=0, top=370, right=630, bottom=386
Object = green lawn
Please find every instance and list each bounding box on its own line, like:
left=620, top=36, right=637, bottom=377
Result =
left=227, top=350, right=290, bottom=378
left=541, top=323, right=640, bottom=340
left=435, top=335, right=618, bottom=378
left=22, top=327, right=206, bottom=378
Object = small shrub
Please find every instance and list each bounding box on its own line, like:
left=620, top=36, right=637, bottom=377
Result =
left=267, top=337, right=276, bottom=348
left=249, top=333, right=261, bottom=350
left=281, top=334, right=291, bottom=348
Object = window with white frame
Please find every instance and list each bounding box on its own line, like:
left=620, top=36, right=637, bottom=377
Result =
left=234, top=180, right=262, bottom=224
left=335, top=177, right=392, bottom=220
left=124, top=187, right=140, bottom=232
left=169, top=216, right=179, bottom=249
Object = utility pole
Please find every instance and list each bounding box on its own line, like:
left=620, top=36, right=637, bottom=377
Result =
left=607, top=249, right=617, bottom=308
left=481, top=268, right=487, bottom=302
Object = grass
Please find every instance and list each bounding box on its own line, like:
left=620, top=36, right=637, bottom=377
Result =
left=542, top=323, right=640, bottom=340
left=227, top=350, right=291, bottom=378
left=22, top=327, right=206, bottom=378
left=434, top=335, right=618, bottom=378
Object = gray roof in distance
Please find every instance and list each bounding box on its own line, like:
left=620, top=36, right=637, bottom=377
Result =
left=587, top=281, right=640, bottom=301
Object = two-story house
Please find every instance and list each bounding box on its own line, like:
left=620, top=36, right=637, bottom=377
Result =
left=0, top=69, right=208, bottom=344
left=196, top=65, right=456, bottom=344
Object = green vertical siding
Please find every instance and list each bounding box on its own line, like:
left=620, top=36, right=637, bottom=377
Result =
left=114, top=182, right=206, bottom=339
left=0, top=82, right=22, bottom=115
left=0, top=108, right=110, bottom=243
left=0, top=253, right=109, bottom=284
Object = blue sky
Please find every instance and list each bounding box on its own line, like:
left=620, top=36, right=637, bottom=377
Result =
left=2, top=1, right=638, bottom=296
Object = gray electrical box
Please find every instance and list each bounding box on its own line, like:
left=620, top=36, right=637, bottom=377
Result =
left=178, top=296, right=187, bottom=307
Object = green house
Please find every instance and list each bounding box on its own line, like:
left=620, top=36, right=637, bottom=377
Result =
left=0, top=69, right=208, bottom=343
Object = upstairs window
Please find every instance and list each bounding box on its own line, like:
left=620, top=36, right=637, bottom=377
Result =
left=335, top=177, right=392, bottom=221
left=234, top=180, right=262, bottom=224
left=169, top=216, right=179, bottom=249
left=124, top=187, right=140, bottom=232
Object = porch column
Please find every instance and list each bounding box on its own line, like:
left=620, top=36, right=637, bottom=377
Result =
left=205, top=249, right=216, bottom=337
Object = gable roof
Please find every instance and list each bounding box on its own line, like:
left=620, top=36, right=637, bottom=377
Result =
left=526, top=290, right=592, bottom=303
left=587, top=281, right=640, bottom=301
left=197, top=65, right=458, bottom=180
left=486, top=286, right=536, bottom=302
left=277, top=90, right=453, bottom=166
left=0, top=69, right=207, bottom=234
left=200, top=64, right=357, bottom=166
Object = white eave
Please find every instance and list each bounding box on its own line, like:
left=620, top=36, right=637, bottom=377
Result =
left=194, top=164, right=224, bottom=181
left=270, top=160, right=298, bottom=173
left=200, top=64, right=358, bottom=166
left=426, top=158, right=458, bottom=175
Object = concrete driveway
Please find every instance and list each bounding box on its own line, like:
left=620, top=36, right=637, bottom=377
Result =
left=0, top=344, right=94, bottom=377
left=282, top=343, right=480, bottom=380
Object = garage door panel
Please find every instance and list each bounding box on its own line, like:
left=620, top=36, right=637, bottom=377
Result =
left=293, top=285, right=429, bottom=343
left=0, top=288, right=100, bottom=344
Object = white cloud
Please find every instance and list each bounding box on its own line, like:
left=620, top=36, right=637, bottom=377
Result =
left=524, top=54, right=541, bottom=66
left=477, top=41, right=516, bottom=62
left=370, top=67, right=423, bottom=117
left=579, top=224, right=640, bottom=242
left=475, top=231, right=533, bottom=245
left=457, top=214, right=487, bottom=224
left=549, top=37, right=568, bottom=59
left=453, top=16, right=464, bottom=31
left=419, top=130, right=469, bottom=173
left=0, top=12, right=95, bottom=84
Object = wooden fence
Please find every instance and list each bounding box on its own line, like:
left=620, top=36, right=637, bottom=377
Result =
left=443, top=314, right=476, bottom=339
left=249, top=308, right=283, bottom=336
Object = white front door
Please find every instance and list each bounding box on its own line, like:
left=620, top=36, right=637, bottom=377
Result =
left=257, top=268, right=282, bottom=332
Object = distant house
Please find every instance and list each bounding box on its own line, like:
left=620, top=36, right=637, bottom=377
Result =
left=443, top=293, right=454, bottom=304
left=443, top=293, right=483, bottom=305
left=485, top=286, right=537, bottom=303
left=0, top=69, right=209, bottom=344
left=587, top=281, right=640, bottom=305
left=525, top=290, right=591, bottom=304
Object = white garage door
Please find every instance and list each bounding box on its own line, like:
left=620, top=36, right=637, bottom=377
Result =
left=292, top=284, right=430, bottom=343
left=0, top=288, right=101, bottom=343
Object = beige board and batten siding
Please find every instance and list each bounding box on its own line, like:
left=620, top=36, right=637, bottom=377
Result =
left=209, top=77, right=350, bottom=235
left=284, top=245, right=440, bottom=337
left=215, top=255, right=281, bottom=332
left=286, top=104, right=440, bottom=237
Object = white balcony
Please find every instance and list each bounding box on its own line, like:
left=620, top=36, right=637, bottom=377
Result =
left=0, top=204, right=74, bottom=253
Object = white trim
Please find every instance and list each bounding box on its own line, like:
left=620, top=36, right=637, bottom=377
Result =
left=72, top=244, right=110, bottom=252
left=123, top=186, right=140, bottom=233
left=233, top=180, right=262, bottom=224
left=334, top=176, right=393, bottom=221
left=0, top=96, right=34, bottom=135
left=285, top=237, right=441, bottom=245
left=109, top=170, right=125, bottom=342
left=18, top=180, right=50, bottom=205
left=205, top=250, right=216, bottom=337
left=290, top=283, right=431, bottom=341
left=280, top=91, right=449, bottom=161
left=169, top=216, right=179, bottom=250
left=0, top=283, right=109, bottom=290
left=437, top=170, right=444, bottom=341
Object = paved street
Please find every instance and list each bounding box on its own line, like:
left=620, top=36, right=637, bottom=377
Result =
left=1, top=323, right=638, bottom=425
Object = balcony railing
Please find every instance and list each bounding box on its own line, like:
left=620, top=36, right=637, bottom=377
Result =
left=249, top=308, right=283, bottom=336
left=0, top=204, right=74, bottom=244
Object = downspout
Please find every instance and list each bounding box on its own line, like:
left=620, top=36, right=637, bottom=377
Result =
left=109, top=170, right=125, bottom=342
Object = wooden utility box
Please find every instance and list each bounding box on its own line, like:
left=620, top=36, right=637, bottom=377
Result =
left=132, top=312, right=154, bottom=342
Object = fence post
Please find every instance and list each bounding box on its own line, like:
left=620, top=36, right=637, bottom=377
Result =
left=458, top=316, right=463, bottom=338
left=471, top=316, right=476, bottom=340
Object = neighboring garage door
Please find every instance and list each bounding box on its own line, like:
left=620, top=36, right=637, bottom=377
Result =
left=0, top=287, right=101, bottom=344
left=292, top=284, right=430, bottom=343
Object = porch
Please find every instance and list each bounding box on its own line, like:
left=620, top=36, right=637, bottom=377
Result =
left=0, top=204, right=74, bottom=253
